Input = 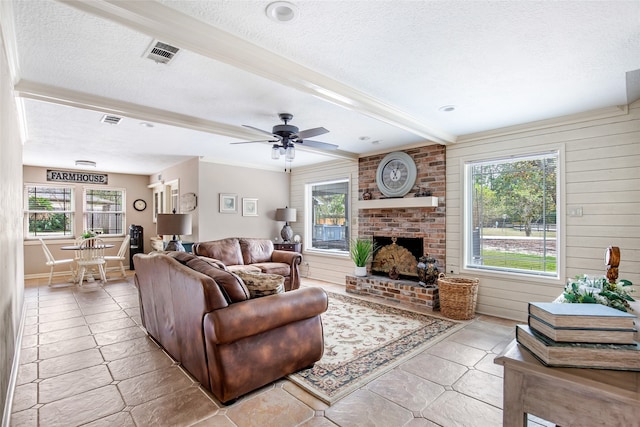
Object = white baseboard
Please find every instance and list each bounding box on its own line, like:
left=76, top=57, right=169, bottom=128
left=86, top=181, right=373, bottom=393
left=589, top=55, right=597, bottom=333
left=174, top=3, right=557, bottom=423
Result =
left=1, top=300, right=27, bottom=427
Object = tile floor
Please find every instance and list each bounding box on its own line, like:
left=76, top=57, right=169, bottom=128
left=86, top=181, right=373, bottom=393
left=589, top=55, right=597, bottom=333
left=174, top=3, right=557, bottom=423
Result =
left=10, top=273, right=555, bottom=427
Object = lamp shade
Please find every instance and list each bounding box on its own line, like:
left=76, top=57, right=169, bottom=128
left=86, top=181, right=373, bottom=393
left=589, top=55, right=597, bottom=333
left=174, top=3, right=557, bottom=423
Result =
left=276, top=208, right=296, bottom=223
left=156, top=213, right=192, bottom=237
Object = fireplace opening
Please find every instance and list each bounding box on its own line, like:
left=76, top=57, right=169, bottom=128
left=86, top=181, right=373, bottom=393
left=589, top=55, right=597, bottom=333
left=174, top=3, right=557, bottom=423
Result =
left=371, top=236, right=424, bottom=280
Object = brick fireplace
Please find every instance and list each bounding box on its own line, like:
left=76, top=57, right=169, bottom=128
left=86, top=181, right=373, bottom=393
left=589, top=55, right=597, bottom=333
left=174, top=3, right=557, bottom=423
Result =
left=346, top=144, right=446, bottom=311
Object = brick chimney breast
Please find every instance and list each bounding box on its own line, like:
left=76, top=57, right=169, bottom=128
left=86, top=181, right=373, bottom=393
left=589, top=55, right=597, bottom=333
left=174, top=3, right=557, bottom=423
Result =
left=357, top=145, right=446, bottom=268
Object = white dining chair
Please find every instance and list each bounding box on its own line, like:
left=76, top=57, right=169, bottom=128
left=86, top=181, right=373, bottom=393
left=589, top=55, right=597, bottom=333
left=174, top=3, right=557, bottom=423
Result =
left=39, top=238, right=76, bottom=286
left=104, top=235, right=130, bottom=278
left=76, top=237, right=107, bottom=286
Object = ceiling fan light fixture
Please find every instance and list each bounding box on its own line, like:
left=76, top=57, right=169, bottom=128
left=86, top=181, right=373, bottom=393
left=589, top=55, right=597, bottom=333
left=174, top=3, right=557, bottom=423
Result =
left=235, top=113, right=334, bottom=162
left=285, top=145, right=295, bottom=160
left=266, top=1, right=298, bottom=22
left=271, top=145, right=281, bottom=160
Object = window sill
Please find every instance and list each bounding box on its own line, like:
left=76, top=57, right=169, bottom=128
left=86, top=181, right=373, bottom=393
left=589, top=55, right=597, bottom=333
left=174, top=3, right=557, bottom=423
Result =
left=303, top=248, right=350, bottom=259
left=461, top=266, right=563, bottom=285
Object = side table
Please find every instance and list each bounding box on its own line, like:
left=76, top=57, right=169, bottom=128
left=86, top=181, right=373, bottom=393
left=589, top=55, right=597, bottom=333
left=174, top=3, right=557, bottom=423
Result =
left=274, top=242, right=301, bottom=253
left=494, top=339, right=640, bottom=426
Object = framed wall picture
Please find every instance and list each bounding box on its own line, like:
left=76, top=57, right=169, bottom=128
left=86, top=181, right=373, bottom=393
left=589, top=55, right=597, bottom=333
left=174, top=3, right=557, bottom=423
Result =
left=219, top=193, right=238, bottom=213
left=242, top=198, right=258, bottom=216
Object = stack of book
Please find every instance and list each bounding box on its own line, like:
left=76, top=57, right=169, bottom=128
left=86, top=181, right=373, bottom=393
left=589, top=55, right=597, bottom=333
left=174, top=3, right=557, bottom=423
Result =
left=516, top=302, right=640, bottom=370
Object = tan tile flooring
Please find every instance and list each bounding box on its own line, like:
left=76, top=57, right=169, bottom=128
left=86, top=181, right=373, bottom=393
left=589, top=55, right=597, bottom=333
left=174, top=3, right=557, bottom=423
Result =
left=11, top=273, right=556, bottom=427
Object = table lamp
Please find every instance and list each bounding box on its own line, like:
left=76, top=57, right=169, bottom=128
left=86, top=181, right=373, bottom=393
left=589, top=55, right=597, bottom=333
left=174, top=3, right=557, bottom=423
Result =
left=276, top=207, right=296, bottom=242
left=156, top=211, right=192, bottom=252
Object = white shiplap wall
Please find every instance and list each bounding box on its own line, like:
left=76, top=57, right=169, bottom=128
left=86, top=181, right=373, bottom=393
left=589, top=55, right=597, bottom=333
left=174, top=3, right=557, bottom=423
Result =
left=290, top=159, right=359, bottom=284
left=447, top=102, right=640, bottom=321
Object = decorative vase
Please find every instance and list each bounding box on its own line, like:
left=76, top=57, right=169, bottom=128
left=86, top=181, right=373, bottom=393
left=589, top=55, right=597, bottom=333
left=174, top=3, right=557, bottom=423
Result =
left=389, top=266, right=399, bottom=280
left=354, top=266, right=367, bottom=277
left=417, top=254, right=439, bottom=287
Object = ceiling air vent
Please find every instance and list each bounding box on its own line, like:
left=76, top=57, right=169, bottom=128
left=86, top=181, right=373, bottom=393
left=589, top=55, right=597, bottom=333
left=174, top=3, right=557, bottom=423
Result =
left=101, top=114, right=122, bottom=125
left=144, top=40, right=180, bottom=64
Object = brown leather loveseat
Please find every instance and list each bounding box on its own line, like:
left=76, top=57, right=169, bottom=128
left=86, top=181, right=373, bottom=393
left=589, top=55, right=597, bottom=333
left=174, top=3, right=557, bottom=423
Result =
left=133, top=251, right=327, bottom=404
left=192, top=238, right=302, bottom=291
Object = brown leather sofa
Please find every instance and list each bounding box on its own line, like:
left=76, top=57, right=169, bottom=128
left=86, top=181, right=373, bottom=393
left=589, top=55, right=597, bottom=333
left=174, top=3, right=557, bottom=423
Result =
left=133, top=251, right=327, bottom=404
left=192, top=238, right=302, bottom=291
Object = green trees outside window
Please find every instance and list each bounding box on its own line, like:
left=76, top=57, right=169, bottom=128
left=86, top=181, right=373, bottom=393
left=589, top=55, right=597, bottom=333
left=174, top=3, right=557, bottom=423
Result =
left=466, top=152, right=558, bottom=276
left=26, top=186, right=74, bottom=237
left=309, top=179, right=349, bottom=252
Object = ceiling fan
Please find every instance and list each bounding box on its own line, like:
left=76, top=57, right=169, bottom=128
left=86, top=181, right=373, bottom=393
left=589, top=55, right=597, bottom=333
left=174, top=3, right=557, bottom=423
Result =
left=232, top=113, right=338, bottom=161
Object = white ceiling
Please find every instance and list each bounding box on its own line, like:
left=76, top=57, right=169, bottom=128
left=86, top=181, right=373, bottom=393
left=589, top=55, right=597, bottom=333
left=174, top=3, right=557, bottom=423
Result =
left=3, top=0, right=639, bottom=175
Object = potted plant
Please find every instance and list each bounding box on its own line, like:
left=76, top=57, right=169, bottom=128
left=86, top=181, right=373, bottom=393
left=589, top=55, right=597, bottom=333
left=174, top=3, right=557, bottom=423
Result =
left=81, top=230, right=95, bottom=239
left=81, top=230, right=96, bottom=247
left=556, top=274, right=635, bottom=312
left=349, top=238, right=377, bottom=277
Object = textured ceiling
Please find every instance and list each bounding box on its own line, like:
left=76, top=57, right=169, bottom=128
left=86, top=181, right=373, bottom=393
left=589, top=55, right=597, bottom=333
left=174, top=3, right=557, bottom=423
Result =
left=3, top=0, right=639, bottom=174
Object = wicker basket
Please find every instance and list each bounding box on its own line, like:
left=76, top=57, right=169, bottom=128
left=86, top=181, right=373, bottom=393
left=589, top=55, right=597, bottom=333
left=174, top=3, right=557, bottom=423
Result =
left=437, top=276, right=479, bottom=320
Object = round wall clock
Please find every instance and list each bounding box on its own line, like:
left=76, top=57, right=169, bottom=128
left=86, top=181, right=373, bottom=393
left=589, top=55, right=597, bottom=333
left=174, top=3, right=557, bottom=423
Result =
left=375, top=151, right=417, bottom=197
left=133, top=199, right=147, bottom=211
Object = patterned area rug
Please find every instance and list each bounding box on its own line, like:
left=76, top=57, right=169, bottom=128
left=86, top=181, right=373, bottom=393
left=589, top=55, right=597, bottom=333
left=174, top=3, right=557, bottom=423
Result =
left=288, top=292, right=464, bottom=404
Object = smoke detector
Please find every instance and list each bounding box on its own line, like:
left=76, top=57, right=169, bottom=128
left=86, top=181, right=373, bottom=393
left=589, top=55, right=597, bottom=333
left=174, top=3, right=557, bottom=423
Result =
left=144, top=40, right=180, bottom=64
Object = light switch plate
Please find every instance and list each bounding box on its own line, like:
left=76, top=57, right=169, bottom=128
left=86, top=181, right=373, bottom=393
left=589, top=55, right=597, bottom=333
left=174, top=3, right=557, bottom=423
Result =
left=569, top=206, right=583, bottom=217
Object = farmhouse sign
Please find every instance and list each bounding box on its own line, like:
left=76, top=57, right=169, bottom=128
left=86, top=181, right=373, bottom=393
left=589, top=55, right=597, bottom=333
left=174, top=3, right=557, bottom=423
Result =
left=47, top=170, right=108, bottom=185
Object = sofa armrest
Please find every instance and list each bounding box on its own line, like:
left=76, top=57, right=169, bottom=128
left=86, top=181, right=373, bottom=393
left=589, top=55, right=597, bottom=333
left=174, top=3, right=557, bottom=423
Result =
left=271, top=249, right=301, bottom=265
left=204, top=287, right=327, bottom=344
left=271, top=250, right=302, bottom=291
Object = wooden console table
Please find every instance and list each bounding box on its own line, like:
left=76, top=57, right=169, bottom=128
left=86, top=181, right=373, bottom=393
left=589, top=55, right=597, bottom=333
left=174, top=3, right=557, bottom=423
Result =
left=494, top=340, right=640, bottom=426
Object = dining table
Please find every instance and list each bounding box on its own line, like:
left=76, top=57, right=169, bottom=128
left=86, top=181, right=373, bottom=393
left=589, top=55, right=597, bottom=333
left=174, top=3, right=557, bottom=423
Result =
left=60, top=243, right=115, bottom=283
left=60, top=244, right=115, bottom=251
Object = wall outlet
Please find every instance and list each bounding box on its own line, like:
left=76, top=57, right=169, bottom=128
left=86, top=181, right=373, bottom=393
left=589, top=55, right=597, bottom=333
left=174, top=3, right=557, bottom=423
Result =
left=569, top=206, right=583, bottom=217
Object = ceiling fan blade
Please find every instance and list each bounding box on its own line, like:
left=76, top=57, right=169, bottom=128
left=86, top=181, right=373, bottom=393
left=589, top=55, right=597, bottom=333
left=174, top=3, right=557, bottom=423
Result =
left=231, top=139, right=278, bottom=145
left=242, top=124, right=281, bottom=139
left=297, top=139, right=339, bottom=150
left=296, top=127, right=329, bottom=140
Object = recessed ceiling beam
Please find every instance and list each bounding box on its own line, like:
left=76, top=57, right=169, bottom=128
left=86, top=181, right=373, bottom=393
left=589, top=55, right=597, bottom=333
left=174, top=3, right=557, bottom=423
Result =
left=14, top=79, right=359, bottom=161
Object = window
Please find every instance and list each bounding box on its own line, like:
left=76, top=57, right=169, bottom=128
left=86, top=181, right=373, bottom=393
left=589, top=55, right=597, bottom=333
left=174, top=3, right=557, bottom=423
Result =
left=307, top=179, right=350, bottom=252
left=153, top=186, right=164, bottom=223
left=465, top=152, right=558, bottom=277
left=170, top=185, right=179, bottom=213
left=25, top=185, right=74, bottom=238
left=151, top=180, right=178, bottom=222
left=84, top=188, right=125, bottom=236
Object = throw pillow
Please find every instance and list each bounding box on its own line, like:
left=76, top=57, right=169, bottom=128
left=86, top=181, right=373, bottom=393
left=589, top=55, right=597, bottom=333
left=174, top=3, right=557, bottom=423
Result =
left=235, top=271, right=284, bottom=298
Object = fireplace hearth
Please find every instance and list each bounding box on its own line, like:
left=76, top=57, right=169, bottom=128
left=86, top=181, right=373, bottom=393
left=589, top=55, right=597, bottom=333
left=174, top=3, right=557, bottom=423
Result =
left=371, top=236, right=424, bottom=280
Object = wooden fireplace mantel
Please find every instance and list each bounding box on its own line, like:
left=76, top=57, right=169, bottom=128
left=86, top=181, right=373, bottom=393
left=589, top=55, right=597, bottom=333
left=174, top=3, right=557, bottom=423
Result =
left=355, top=196, right=438, bottom=210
